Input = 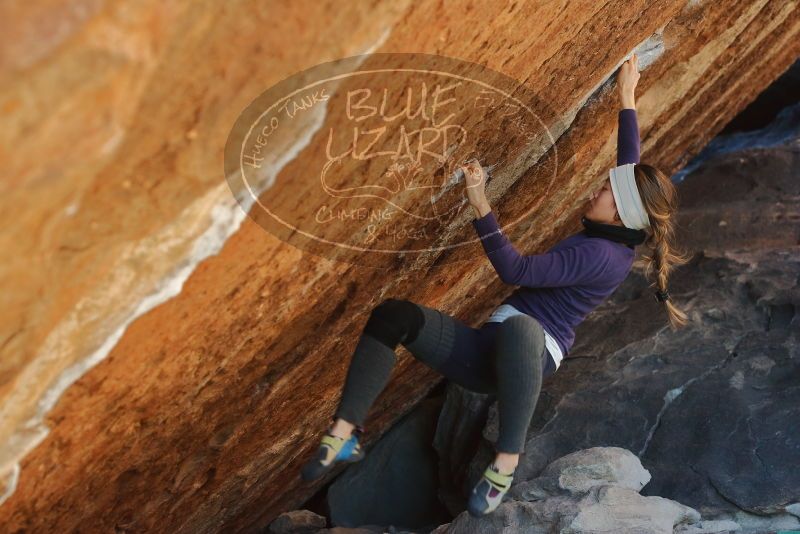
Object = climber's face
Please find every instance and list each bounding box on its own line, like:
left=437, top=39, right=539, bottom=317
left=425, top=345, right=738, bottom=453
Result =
left=584, top=178, right=623, bottom=226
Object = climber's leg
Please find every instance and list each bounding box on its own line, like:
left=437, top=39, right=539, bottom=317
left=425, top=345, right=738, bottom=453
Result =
left=332, top=298, right=427, bottom=432
left=491, top=314, right=545, bottom=455
left=466, top=315, right=545, bottom=505
left=402, top=302, right=499, bottom=394
left=304, top=297, right=446, bottom=481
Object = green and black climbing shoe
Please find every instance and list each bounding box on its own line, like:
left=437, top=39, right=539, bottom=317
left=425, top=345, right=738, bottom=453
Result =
left=300, top=428, right=365, bottom=482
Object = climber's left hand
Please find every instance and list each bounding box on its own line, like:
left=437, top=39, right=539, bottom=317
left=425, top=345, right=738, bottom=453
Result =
left=618, top=53, right=640, bottom=108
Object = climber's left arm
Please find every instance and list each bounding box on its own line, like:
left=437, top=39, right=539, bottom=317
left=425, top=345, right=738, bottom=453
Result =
left=617, top=109, right=640, bottom=166
left=617, top=54, right=641, bottom=166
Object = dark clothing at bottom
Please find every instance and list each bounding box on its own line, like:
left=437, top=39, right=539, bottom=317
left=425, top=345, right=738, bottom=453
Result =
left=439, top=320, right=556, bottom=394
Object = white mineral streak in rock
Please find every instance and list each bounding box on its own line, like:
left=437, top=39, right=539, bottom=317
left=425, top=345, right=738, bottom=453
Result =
left=0, top=27, right=392, bottom=508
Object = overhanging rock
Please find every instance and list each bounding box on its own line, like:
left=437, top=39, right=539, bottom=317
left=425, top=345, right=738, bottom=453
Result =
left=1, top=1, right=799, bottom=532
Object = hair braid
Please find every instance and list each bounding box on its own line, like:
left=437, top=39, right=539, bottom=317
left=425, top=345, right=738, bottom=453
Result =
left=632, top=164, right=692, bottom=331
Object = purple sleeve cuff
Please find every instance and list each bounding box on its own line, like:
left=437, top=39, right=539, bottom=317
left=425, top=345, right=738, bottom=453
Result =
left=471, top=210, right=507, bottom=252
left=617, top=108, right=640, bottom=165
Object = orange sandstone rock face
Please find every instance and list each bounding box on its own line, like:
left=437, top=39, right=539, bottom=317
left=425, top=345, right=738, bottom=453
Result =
left=0, top=0, right=798, bottom=531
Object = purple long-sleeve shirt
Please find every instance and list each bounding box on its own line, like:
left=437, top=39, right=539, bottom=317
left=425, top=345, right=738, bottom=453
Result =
left=472, top=108, right=640, bottom=358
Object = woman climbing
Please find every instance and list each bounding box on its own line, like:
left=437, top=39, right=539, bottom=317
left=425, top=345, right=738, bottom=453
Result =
left=299, top=52, right=690, bottom=518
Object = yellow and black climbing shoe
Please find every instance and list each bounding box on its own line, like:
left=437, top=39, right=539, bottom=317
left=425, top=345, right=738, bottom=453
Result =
left=467, top=462, right=514, bottom=517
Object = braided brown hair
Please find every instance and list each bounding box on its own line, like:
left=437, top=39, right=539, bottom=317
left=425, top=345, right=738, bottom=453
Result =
left=629, top=163, right=692, bottom=330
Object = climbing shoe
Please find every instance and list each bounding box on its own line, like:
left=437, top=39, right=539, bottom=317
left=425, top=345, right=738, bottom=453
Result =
left=467, top=462, right=514, bottom=517
left=300, top=427, right=365, bottom=482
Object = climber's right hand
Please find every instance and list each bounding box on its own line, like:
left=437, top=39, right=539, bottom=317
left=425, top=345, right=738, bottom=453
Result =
left=461, top=159, right=488, bottom=208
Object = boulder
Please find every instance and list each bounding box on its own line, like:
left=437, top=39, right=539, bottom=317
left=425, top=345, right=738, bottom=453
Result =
left=2, top=1, right=799, bottom=532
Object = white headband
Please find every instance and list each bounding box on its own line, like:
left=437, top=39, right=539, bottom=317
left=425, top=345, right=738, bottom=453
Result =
left=609, top=163, right=650, bottom=230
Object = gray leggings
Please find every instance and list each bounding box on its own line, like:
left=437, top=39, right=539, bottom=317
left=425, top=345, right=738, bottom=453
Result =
left=334, top=298, right=549, bottom=454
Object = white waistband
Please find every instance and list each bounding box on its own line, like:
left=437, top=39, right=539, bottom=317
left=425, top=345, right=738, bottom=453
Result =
left=485, top=304, right=564, bottom=370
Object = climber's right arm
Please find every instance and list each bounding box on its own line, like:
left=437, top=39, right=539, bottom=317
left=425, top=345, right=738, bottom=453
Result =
left=471, top=210, right=614, bottom=288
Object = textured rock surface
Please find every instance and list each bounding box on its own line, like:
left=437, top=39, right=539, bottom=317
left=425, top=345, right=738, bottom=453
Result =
left=430, top=447, right=711, bottom=534
left=272, top=448, right=741, bottom=534
left=2, top=1, right=800, bottom=532
left=267, top=509, right=326, bottom=534
left=511, top=447, right=651, bottom=499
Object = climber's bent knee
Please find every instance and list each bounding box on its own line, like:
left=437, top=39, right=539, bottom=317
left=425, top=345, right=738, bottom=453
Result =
left=363, top=298, right=426, bottom=349
left=499, top=314, right=545, bottom=342
left=495, top=315, right=546, bottom=361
